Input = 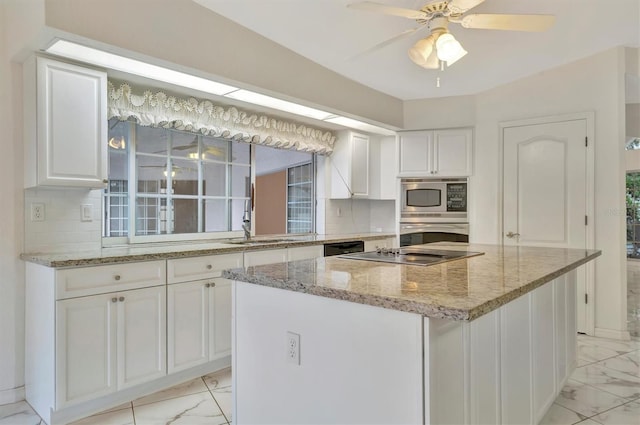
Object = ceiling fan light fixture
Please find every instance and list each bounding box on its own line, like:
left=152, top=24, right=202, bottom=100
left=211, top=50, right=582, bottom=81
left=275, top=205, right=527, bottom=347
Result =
left=408, top=35, right=435, bottom=66
left=435, top=33, right=466, bottom=63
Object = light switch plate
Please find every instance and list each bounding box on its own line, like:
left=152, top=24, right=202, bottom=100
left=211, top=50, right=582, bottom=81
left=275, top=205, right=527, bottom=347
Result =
left=81, top=204, right=93, bottom=222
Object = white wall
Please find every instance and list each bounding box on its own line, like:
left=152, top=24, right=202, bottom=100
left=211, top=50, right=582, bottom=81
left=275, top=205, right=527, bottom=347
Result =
left=23, top=188, right=102, bottom=253
left=0, top=0, right=44, bottom=403
left=473, top=48, right=627, bottom=337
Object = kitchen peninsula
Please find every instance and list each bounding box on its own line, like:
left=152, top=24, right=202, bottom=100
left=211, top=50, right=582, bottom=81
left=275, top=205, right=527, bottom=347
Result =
left=224, top=243, right=600, bottom=425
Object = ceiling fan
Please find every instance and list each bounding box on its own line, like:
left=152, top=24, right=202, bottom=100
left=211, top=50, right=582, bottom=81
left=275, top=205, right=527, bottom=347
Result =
left=348, top=0, right=555, bottom=69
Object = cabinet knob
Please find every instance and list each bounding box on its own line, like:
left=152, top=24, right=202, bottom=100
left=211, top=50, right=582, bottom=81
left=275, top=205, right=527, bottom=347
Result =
left=111, top=297, right=117, bottom=303
left=210, top=282, right=216, bottom=288
left=206, top=264, right=213, bottom=270
left=102, top=179, right=109, bottom=184
left=205, top=283, right=210, bottom=288
left=119, top=296, right=125, bottom=302
left=114, top=275, right=121, bottom=281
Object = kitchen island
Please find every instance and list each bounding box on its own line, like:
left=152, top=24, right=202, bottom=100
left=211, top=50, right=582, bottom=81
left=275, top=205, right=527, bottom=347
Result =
left=224, top=243, right=600, bottom=425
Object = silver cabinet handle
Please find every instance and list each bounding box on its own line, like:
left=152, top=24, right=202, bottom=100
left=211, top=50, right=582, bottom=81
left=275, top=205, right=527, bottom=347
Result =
left=114, top=275, right=121, bottom=281
left=119, top=296, right=125, bottom=302
left=506, top=231, right=520, bottom=238
left=111, top=297, right=117, bottom=303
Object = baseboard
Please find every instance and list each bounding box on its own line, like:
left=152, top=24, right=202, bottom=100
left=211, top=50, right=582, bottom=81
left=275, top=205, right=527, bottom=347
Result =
left=0, top=386, right=25, bottom=406
left=594, top=327, right=631, bottom=341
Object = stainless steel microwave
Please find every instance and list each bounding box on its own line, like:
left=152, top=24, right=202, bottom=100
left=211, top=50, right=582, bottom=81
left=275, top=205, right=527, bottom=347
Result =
left=400, top=178, right=468, bottom=222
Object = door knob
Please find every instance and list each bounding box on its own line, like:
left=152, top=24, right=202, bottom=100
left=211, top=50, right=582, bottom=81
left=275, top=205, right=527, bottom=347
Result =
left=506, top=231, right=520, bottom=238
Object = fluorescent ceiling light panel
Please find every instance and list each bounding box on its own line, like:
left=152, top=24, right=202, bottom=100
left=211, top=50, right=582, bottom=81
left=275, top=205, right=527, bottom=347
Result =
left=324, top=116, right=397, bottom=136
left=224, top=89, right=334, bottom=120
left=46, top=40, right=238, bottom=95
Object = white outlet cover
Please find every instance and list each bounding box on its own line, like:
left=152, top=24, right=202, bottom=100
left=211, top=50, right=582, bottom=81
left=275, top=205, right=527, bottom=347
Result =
left=30, top=203, right=45, bottom=222
left=81, top=204, right=93, bottom=222
left=286, top=331, right=300, bottom=365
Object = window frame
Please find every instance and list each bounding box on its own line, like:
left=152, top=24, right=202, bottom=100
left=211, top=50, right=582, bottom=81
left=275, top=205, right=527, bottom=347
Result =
left=103, top=120, right=317, bottom=246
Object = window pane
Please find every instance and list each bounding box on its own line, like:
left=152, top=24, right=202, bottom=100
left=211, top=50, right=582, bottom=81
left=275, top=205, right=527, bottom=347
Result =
left=136, top=197, right=162, bottom=235
left=203, top=137, right=228, bottom=162
left=231, top=199, right=248, bottom=231
left=231, top=165, right=250, bottom=197
left=203, top=162, right=226, bottom=197
left=137, top=156, right=166, bottom=193
left=173, top=198, right=198, bottom=234
left=136, top=125, right=169, bottom=155
left=231, top=141, right=250, bottom=165
left=171, top=132, right=198, bottom=159
left=203, top=199, right=227, bottom=232
left=172, top=158, right=199, bottom=196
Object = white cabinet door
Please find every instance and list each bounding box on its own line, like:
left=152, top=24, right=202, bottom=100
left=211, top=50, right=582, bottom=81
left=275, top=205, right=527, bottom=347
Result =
left=167, top=281, right=209, bottom=373
left=56, top=293, right=116, bottom=408
left=25, top=56, right=107, bottom=188
left=432, top=129, right=472, bottom=176
left=399, top=129, right=472, bottom=177
left=117, top=286, right=167, bottom=389
left=330, top=131, right=370, bottom=198
left=399, top=131, right=431, bottom=175
left=351, top=133, right=369, bottom=197
left=210, top=278, right=233, bottom=360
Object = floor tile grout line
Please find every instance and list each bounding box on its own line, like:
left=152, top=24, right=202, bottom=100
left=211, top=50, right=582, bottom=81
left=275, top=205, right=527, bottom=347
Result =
left=569, top=374, right=640, bottom=402
left=578, top=396, right=640, bottom=422
left=203, top=376, right=231, bottom=424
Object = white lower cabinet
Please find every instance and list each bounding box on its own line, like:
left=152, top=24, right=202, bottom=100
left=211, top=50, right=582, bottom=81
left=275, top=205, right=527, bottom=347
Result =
left=167, top=278, right=232, bottom=373
left=56, top=285, right=166, bottom=408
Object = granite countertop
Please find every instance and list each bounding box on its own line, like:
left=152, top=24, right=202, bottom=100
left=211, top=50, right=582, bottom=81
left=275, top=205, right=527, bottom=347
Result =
left=223, top=243, right=601, bottom=321
left=20, top=233, right=394, bottom=268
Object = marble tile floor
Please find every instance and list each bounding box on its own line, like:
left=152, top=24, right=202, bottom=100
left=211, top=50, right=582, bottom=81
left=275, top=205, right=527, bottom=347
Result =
left=0, top=367, right=231, bottom=425
left=1, top=334, right=639, bottom=425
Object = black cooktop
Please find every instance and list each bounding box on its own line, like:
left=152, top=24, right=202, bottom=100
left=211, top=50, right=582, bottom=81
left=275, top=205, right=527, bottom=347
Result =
left=338, top=247, right=484, bottom=266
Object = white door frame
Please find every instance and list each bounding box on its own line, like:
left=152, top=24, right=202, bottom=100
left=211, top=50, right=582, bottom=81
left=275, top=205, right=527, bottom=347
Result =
left=498, top=112, right=595, bottom=335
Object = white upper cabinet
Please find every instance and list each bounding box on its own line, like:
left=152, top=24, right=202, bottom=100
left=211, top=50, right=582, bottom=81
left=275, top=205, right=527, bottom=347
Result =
left=398, top=128, right=472, bottom=177
left=368, top=136, right=397, bottom=200
left=23, top=56, right=107, bottom=188
left=330, top=131, right=369, bottom=198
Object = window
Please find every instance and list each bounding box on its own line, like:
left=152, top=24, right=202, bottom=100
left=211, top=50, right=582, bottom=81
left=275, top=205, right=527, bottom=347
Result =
left=104, top=119, right=251, bottom=239
left=628, top=172, right=640, bottom=258
left=287, top=163, right=314, bottom=233
left=104, top=119, right=315, bottom=241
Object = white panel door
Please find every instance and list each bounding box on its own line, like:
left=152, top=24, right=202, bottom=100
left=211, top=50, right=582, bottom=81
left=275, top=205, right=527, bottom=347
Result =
left=433, top=129, right=472, bottom=176
left=210, top=278, right=233, bottom=360
left=168, top=281, right=209, bottom=373
left=503, top=119, right=588, bottom=332
left=117, top=286, right=166, bottom=389
left=56, top=294, right=116, bottom=407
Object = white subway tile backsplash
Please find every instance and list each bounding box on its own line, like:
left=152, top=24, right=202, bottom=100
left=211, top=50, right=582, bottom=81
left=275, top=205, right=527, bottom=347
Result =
left=24, top=187, right=102, bottom=253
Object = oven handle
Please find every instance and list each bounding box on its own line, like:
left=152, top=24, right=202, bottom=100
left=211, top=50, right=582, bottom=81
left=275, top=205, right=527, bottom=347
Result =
left=400, top=223, right=469, bottom=234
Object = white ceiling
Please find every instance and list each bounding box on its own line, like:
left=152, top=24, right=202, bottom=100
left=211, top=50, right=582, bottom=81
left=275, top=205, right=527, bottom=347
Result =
left=194, top=0, right=640, bottom=100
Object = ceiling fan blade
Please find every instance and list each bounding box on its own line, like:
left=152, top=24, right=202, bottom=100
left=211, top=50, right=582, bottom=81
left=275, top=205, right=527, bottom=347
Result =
left=459, top=14, right=555, bottom=31
left=348, top=26, right=424, bottom=60
left=347, top=1, right=428, bottom=20
left=447, top=0, right=486, bottom=14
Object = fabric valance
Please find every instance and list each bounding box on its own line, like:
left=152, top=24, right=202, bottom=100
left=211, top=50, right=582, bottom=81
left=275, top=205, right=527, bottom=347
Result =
left=107, top=81, right=336, bottom=154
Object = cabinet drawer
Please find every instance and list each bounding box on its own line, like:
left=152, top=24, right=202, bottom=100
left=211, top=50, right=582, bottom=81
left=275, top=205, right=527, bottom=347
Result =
left=56, top=261, right=166, bottom=299
left=167, top=253, right=243, bottom=284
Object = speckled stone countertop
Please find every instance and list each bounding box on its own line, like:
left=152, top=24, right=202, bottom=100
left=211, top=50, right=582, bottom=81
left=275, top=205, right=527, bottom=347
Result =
left=20, top=233, right=394, bottom=268
left=223, top=243, right=601, bottom=321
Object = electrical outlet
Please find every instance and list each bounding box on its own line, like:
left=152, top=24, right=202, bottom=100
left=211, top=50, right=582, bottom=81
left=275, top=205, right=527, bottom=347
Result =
left=31, top=203, right=45, bottom=222
left=286, top=331, right=300, bottom=365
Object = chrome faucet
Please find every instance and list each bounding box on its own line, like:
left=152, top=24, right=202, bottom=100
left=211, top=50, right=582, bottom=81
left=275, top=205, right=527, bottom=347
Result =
left=242, top=199, right=251, bottom=241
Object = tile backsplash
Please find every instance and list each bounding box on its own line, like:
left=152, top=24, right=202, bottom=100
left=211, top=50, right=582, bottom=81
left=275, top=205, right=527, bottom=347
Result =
left=24, top=188, right=102, bottom=253
left=323, top=198, right=395, bottom=235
